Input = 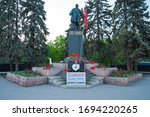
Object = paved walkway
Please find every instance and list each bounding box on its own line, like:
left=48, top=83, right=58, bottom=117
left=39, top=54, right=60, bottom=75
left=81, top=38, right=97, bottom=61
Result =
left=0, top=74, right=150, bottom=100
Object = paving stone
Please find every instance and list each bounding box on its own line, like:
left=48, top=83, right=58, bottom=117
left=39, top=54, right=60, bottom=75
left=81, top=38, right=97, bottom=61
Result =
left=59, top=84, right=96, bottom=88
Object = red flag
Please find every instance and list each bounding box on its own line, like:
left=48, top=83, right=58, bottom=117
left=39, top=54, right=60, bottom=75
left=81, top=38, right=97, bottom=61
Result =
left=84, top=6, right=88, bottom=30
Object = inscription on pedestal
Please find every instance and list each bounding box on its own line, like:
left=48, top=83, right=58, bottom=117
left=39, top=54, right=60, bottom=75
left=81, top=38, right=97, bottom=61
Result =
left=69, top=31, right=82, bottom=35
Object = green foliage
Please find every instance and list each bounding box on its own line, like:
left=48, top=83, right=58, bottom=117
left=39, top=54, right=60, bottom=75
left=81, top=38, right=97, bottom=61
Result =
left=112, top=0, right=150, bottom=71
left=84, top=38, right=117, bottom=66
left=0, top=0, right=24, bottom=71
left=83, top=0, right=112, bottom=65
left=83, top=0, right=150, bottom=68
left=1, top=0, right=150, bottom=72
left=0, top=0, right=49, bottom=71
left=86, top=0, right=112, bottom=40
left=48, top=35, right=67, bottom=62
left=21, top=0, right=49, bottom=66
left=110, top=70, right=137, bottom=77
left=13, top=71, right=41, bottom=77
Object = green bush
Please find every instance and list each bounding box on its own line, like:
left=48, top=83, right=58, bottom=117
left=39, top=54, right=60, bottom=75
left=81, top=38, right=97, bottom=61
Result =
left=110, top=70, right=136, bottom=77
left=48, top=35, right=67, bottom=62
left=13, top=71, right=41, bottom=77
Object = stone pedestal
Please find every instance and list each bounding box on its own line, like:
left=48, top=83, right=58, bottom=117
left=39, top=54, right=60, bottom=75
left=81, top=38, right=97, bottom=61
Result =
left=66, top=30, right=87, bottom=86
left=68, top=30, right=83, bottom=56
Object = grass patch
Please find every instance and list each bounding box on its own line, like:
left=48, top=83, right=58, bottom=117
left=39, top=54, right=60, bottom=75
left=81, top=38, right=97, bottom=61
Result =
left=13, top=71, right=41, bottom=77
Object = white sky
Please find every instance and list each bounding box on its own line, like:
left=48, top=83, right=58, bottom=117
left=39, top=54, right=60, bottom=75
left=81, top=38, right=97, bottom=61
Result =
left=44, top=0, right=150, bottom=41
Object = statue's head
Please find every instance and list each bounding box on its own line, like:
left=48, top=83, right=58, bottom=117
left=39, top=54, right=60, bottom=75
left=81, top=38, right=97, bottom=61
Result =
left=75, top=4, right=79, bottom=8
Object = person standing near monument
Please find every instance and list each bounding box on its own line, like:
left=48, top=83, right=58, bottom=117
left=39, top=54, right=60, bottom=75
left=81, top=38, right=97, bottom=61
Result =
left=69, top=4, right=83, bottom=30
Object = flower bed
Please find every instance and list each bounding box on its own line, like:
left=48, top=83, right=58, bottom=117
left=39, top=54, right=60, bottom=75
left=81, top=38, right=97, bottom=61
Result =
left=89, top=68, right=118, bottom=77
left=53, top=63, right=66, bottom=69
left=13, top=71, right=41, bottom=77
left=32, top=67, right=62, bottom=76
left=85, top=62, right=98, bottom=70
left=6, top=72, right=47, bottom=87
left=104, top=70, right=142, bottom=86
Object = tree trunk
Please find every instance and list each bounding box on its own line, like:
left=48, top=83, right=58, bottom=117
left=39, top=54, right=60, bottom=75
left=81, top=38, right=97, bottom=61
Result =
left=15, top=56, right=19, bottom=71
left=130, top=59, right=134, bottom=72
left=134, top=57, right=138, bottom=72
left=127, top=58, right=131, bottom=71
left=126, top=45, right=131, bottom=71
left=9, top=61, right=13, bottom=72
left=14, top=0, right=19, bottom=72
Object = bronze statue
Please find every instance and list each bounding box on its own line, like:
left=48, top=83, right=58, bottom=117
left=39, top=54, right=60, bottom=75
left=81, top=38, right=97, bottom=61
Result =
left=69, top=4, right=83, bottom=30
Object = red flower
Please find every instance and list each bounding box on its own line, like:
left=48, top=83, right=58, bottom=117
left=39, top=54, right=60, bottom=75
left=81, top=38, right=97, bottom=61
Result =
left=69, top=54, right=80, bottom=58
left=90, top=66, right=96, bottom=70
left=98, top=63, right=105, bottom=67
left=63, top=68, right=70, bottom=72
left=75, top=60, right=81, bottom=64
left=43, top=65, right=51, bottom=70
left=86, top=61, right=95, bottom=64
left=85, top=69, right=89, bottom=72
left=128, top=75, right=136, bottom=78
left=119, top=69, right=125, bottom=72
left=43, top=68, right=46, bottom=70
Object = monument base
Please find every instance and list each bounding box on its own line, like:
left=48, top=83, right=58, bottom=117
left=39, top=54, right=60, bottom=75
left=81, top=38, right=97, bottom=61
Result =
left=68, top=30, right=83, bottom=56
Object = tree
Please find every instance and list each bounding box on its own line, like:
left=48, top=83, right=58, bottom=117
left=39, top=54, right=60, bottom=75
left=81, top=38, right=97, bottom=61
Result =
left=21, top=0, right=49, bottom=67
left=86, top=0, right=111, bottom=40
left=48, top=35, right=67, bottom=62
left=0, top=0, right=23, bottom=71
left=83, top=0, right=112, bottom=63
left=0, top=0, right=49, bottom=71
left=112, top=0, right=150, bottom=71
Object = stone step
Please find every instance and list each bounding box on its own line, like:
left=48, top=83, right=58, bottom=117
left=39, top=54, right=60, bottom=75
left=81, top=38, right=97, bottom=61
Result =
left=56, top=71, right=64, bottom=76
left=48, top=76, right=61, bottom=80
left=91, top=76, right=104, bottom=80
left=52, top=80, right=66, bottom=85
left=47, top=71, right=103, bottom=88
left=88, top=78, right=100, bottom=82
left=87, top=79, right=100, bottom=85
left=48, top=78, right=65, bottom=83
left=56, top=72, right=66, bottom=80
left=90, top=76, right=104, bottom=84
left=57, top=71, right=96, bottom=80
left=52, top=78, right=65, bottom=84
left=48, top=75, right=66, bottom=85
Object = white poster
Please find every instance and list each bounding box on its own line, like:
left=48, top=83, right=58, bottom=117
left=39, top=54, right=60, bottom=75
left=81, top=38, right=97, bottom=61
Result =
left=67, top=72, right=86, bottom=85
